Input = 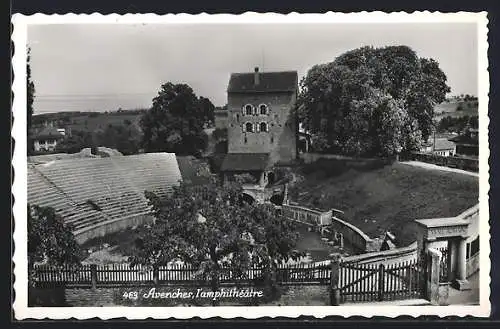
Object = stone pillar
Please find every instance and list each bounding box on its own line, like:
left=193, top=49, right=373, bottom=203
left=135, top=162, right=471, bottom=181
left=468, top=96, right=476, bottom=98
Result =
left=453, top=238, right=471, bottom=290
left=259, top=172, right=266, bottom=187
left=447, top=239, right=458, bottom=282
left=426, top=248, right=448, bottom=305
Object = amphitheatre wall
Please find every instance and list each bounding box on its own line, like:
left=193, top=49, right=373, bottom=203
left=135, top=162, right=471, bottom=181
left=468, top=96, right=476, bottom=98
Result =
left=283, top=202, right=480, bottom=278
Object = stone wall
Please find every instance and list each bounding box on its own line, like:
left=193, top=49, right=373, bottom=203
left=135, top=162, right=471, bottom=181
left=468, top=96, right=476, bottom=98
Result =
left=409, top=152, right=479, bottom=172
left=74, top=213, right=154, bottom=244
left=330, top=216, right=378, bottom=253
left=281, top=204, right=332, bottom=226
left=466, top=252, right=480, bottom=277
left=343, top=242, right=418, bottom=266
left=299, top=153, right=378, bottom=164
left=227, top=92, right=297, bottom=165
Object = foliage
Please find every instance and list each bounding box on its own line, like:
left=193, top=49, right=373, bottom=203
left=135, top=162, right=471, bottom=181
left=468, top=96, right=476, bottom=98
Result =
left=130, top=179, right=301, bottom=300
left=28, top=204, right=81, bottom=285
left=54, top=130, right=95, bottom=154
left=94, top=123, right=141, bottom=155
left=27, top=47, right=35, bottom=155
left=212, top=128, right=228, bottom=142
left=140, top=82, right=214, bottom=156
left=437, top=115, right=478, bottom=133
left=297, top=45, right=450, bottom=157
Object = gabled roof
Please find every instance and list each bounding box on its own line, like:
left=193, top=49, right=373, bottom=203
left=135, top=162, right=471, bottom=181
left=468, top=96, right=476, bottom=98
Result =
left=227, top=71, right=298, bottom=93
left=220, top=153, right=270, bottom=171
left=433, top=138, right=456, bottom=151
left=449, top=134, right=479, bottom=146
left=34, top=126, right=65, bottom=140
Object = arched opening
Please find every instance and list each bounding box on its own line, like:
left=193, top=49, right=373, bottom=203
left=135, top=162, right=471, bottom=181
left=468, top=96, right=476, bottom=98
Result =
left=260, top=122, right=268, bottom=132
left=240, top=193, right=255, bottom=205
left=245, top=122, right=254, bottom=133
left=270, top=193, right=284, bottom=206
left=267, top=171, right=276, bottom=185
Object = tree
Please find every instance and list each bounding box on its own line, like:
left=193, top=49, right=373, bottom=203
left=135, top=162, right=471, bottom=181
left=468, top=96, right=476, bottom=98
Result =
left=297, top=45, right=450, bottom=157
left=130, top=179, right=301, bottom=304
left=199, top=96, right=215, bottom=127
left=27, top=47, right=35, bottom=155
left=28, top=204, right=81, bottom=286
left=140, top=83, right=212, bottom=156
left=94, top=124, right=141, bottom=155
left=55, top=130, right=94, bottom=154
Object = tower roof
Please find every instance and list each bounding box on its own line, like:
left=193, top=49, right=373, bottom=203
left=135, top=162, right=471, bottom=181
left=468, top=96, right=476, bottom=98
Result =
left=227, top=70, right=298, bottom=93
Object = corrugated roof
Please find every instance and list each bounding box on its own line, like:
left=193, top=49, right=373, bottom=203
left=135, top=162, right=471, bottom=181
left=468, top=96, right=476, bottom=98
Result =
left=220, top=153, right=270, bottom=171
left=227, top=70, right=298, bottom=93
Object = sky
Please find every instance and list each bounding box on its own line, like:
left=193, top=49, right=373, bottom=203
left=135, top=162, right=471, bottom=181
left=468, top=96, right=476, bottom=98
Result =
left=28, top=22, right=479, bottom=114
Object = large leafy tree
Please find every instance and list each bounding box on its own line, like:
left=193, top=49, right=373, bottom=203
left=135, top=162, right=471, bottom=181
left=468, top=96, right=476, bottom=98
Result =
left=54, top=130, right=95, bottom=154
left=94, top=124, right=141, bottom=155
left=130, top=179, right=301, bottom=303
left=28, top=204, right=81, bottom=285
left=297, top=45, right=450, bottom=157
left=140, top=83, right=212, bottom=156
left=27, top=47, right=35, bottom=155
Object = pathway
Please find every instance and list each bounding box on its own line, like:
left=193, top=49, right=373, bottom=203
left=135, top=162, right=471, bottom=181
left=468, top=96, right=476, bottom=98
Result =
left=400, top=161, right=479, bottom=177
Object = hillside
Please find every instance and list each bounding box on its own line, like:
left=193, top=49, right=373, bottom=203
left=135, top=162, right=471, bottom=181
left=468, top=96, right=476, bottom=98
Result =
left=32, top=110, right=146, bottom=133
left=434, top=100, right=478, bottom=120
left=288, top=158, right=479, bottom=247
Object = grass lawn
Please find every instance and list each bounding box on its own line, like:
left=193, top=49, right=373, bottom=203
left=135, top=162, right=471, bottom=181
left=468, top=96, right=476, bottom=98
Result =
left=289, top=158, right=479, bottom=247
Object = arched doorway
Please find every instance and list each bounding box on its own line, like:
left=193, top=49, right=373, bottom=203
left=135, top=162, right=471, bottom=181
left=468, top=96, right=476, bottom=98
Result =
left=240, top=193, right=255, bottom=205
left=270, top=193, right=284, bottom=206
left=267, top=171, right=276, bottom=186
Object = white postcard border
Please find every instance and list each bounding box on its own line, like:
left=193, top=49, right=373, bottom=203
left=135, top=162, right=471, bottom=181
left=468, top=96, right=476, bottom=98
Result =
left=12, top=11, right=491, bottom=319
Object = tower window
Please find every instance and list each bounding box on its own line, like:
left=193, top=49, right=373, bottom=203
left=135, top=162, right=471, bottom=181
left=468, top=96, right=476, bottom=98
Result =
left=236, top=114, right=240, bottom=122
left=260, top=122, right=268, bottom=132
left=245, top=122, right=254, bottom=133
left=244, top=136, right=248, bottom=144
left=259, top=104, right=268, bottom=115
left=270, top=135, right=274, bottom=144
left=244, top=104, right=253, bottom=116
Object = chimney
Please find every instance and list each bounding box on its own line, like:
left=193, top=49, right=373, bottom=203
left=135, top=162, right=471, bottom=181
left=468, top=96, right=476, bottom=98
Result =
left=254, top=67, right=260, bottom=85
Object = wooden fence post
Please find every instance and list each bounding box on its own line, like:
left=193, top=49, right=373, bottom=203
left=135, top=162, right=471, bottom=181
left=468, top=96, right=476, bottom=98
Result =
left=329, top=255, right=341, bottom=306
left=378, top=264, right=385, bottom=301
left=90, top=264, right=97, bottom=289
left=153, top=266, right=159, bottom=285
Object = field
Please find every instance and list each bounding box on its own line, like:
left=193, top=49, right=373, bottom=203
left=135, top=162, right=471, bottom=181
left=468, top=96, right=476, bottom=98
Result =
left=32, top=110, right=145, bottom=133
left=434, top=101, right=478, bottom=120
left=289, top=158, right=479, bottom=247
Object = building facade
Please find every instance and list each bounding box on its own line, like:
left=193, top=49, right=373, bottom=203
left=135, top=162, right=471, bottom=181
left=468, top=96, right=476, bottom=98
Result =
left=220, top=67, right=298, bottom=190
left=33, top=126, right=66, bottom=152
left=225, top=67, right=298, bottom=164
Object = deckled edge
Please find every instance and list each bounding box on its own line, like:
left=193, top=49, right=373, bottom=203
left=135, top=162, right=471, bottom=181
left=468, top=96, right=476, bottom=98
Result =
left=11, top=11, right=491, bottom=320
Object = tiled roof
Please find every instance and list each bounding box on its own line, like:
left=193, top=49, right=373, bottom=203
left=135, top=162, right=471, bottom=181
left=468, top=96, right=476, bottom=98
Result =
left=220, top=153, right=270, bottom=171
left=433, top=138, right=456, bottom=151
left=227, top=71, right=298, bottom=93
left=34, top=126, right=65, bottom=140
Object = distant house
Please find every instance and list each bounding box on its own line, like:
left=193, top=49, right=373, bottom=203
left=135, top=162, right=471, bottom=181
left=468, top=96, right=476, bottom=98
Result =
left=449, top=128, right=479, bottom=157
left=420, top=137, right=456, bottom=157
left=33, top=126, right=66, bottom=152
left=220, top=67, right=298, bottom=187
